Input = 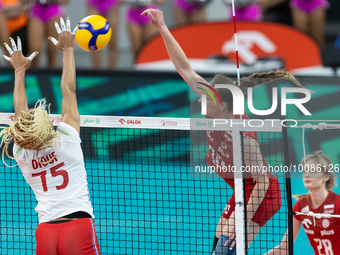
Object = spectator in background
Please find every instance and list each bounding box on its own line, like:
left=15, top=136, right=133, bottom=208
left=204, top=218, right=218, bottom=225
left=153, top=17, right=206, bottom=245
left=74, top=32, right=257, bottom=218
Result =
left=1, top=0, right=28, bottom=56
left=223, top=0, right=262, bottom=21
left=257, top=0, right=291, bottom=26
left=28, top=0, right=69, bottom=68
left=125, top=0, right=165, bottom=59
left=0, top=1, right=9, bottom=55
left=290, top=0, right=329, bottom=46
left=87, top=0, right=121, bottom=69
left=173, top=0, right=211, bottom=26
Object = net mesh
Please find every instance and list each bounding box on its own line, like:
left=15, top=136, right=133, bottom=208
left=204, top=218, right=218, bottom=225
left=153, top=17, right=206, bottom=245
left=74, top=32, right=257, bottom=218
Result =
left=0, top=116, right=291, bottom=255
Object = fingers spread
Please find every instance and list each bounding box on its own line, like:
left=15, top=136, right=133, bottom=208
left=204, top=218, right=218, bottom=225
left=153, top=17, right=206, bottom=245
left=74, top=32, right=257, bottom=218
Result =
left=10, top=37, right=17, bottom=52
left=60, top=17, right=66, bottom=32
left=66, top=17, right=71, bottom=32
left=72, top=25, right=79, bottom=35
left=27, top=52, right=38, bottom=61
left=4, top=43, right=13, bottom=55
left=55, top=22, right=62, bottom=34
left=17, top=37, right=22, bottom=52
left=2, top=55, right=10, bottom=61
left=48, top=37, right=58, bottom=45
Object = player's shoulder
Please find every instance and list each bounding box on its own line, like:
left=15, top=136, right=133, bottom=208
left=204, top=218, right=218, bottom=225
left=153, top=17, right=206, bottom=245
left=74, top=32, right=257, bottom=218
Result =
left=57, top=122, right=81, bottom=143
left=294, top=195, right=310, bottom=209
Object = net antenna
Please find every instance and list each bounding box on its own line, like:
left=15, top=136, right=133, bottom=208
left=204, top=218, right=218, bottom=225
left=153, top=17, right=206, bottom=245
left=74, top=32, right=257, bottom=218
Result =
left=230, top=1, right=246, bottom=254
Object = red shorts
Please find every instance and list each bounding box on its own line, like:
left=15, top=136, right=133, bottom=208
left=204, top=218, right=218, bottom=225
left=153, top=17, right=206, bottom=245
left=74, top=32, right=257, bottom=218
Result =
left=222, top=178, right=282, bottom=227
left=35, top=218, right=100, bottom=255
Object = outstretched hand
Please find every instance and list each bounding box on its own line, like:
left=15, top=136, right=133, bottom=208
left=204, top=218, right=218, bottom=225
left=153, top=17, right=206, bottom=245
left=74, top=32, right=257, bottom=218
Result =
left=141, top=9, right=165, bottom=29
left=49, top=17, right=78, bottom=51
left=2, top=37, right=38, bottom=70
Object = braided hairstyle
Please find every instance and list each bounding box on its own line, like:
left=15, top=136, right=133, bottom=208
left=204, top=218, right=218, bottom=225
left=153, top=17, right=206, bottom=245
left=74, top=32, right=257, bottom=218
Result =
left=0, top=99, right=58, bottom=167
left=209, top=70, right=304, bottom=112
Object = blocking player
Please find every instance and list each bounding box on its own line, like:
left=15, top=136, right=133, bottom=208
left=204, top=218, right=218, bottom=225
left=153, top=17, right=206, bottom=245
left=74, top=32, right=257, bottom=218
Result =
left=0, top=18, right=101, bottom=254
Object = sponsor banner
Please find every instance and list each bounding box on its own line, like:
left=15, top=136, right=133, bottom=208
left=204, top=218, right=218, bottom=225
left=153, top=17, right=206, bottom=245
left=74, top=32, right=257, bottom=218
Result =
left=0, top=113, right=283, bottom=132
left=136, top=22, right=322, bottom=71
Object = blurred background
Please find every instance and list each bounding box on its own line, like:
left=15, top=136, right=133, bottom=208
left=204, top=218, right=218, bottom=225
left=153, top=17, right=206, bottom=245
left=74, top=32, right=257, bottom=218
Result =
left=0, top=0, right=339, bottom=70
left=1, top=1, right=340, bottom=254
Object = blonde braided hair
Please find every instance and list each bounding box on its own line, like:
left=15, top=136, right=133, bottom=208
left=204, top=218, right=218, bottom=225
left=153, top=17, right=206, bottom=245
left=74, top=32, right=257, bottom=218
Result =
left=0, top=99, right=58, bottom=167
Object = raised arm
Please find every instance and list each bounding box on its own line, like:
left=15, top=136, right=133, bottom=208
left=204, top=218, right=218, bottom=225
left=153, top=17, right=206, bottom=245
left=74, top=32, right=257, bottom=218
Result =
left=142, top=8, right=207, bottom=96
left=49, top=18, right=80, bottom=133
left=2, top=38, right=38, bottom=121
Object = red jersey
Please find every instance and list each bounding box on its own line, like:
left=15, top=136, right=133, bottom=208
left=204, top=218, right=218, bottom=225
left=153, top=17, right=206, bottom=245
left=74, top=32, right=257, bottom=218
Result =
left=293, top=191, right=340, bottom=255
left=205, top=114, right=276, bottom=189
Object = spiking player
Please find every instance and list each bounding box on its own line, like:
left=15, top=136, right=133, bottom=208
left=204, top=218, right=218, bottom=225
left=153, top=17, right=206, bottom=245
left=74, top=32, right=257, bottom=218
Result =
left=0, top=18, right=101, bottom=255
left=265, top=151, right=340, bottom=255
left=140, top=8, right=313, bottom=255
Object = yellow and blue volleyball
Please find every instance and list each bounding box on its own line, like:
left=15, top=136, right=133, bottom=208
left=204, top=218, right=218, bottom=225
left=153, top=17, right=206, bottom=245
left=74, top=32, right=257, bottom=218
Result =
left=76, top=15, right=112, bottom=52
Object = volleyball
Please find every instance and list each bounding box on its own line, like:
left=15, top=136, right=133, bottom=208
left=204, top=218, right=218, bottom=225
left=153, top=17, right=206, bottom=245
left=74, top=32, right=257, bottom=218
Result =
left=75, top=15, right=112, bottom=52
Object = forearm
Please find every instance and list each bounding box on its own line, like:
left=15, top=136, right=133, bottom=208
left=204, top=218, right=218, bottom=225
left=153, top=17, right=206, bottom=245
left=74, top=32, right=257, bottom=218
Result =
left=157, top=25, right=196, bottom=84
left=61, top=48, right=76, bottom=94
left=246, top=174, right=269, bottom=223
left=13, top=69, right=28, bottom=119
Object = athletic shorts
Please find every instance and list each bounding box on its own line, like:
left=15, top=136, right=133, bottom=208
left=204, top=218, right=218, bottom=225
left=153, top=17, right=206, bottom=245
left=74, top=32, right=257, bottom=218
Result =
left=290, top=0, right=329, bottom=14
left=231, top=4, right=262, bottom=21
left=35, top=218, right=100, bottom=255
left=126, top=4, right=157, bottom=26
left=174, top=0, right=202, bottom=14
left=222, top=178, right=282, bottom=227
left=87, top=0, right=118, bottom=16
left=31, top=3, right=64, bottom=24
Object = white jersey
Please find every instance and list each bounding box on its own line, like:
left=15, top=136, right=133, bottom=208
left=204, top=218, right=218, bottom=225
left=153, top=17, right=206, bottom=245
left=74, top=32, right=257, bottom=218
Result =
left=13, top=122, right=94, bottom=223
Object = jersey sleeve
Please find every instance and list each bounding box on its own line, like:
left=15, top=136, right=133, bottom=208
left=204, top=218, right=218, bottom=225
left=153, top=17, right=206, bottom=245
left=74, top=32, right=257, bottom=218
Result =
left=293, top=200, right=302, bottom=221
left=335, top=197, right=340, bottom=222
left=57, top=122, right=81, bottom=144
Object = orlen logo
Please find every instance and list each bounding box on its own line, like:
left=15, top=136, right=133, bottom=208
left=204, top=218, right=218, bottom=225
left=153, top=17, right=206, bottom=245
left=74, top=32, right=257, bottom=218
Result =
left=222, top=31, right=277, bottom=65
left=119, top=119, right=141, bottom=125
left=9, top=115, right=14, bottom=121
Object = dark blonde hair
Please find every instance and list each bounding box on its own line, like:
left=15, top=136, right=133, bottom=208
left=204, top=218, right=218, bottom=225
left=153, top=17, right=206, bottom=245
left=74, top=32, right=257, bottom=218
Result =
left=210, top=70, right=305, bottom=112
left=0, top=99, right=58, bottom=167
left=293, top=151, right=336, bottom=199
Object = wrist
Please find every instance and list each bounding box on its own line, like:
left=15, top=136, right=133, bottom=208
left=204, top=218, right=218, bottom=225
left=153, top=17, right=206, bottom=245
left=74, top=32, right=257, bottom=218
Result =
left=62, top=47, right=74, bottom=53
left=158, top=24, right=168, bottom=34
left=15, top=68, right=26, bottom=73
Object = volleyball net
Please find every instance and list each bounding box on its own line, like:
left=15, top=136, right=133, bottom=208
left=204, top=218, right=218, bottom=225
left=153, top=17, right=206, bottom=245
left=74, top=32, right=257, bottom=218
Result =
left=0, top=114, right=292, bottom=255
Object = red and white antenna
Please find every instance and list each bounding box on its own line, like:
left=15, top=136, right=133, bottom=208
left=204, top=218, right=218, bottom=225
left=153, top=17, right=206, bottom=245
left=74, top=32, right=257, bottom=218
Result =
left=231, top=0, right=241, bottom=89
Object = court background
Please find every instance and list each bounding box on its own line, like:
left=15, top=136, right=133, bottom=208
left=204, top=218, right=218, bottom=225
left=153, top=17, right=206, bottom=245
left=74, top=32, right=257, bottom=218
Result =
left=0, top=69, right=339, bottom=253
